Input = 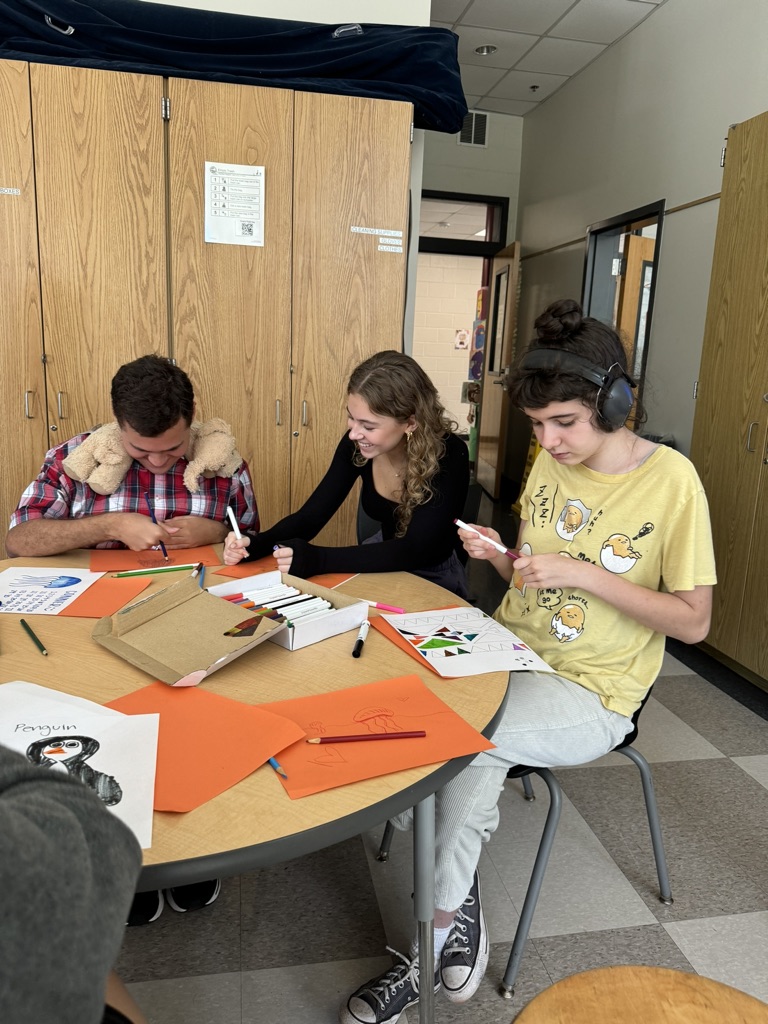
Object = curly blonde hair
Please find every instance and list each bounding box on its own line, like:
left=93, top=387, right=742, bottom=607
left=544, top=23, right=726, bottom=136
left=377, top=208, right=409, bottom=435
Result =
left=348, top=351, right=458, bottom=536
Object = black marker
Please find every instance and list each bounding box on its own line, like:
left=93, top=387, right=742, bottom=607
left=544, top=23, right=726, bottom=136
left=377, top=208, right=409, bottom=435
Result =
left=352, top=620, right=370, bottom=658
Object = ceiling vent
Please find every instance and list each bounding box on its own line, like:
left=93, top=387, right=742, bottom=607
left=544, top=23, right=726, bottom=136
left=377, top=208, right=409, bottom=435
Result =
left=458, top=111, right=488, bottom=148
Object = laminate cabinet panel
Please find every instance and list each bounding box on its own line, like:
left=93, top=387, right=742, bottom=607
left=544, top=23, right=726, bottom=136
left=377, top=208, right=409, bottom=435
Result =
left=168, top=78, right=293, bottom=529
left=291, top=92, right=411, bottom=546
left=690, top=111, right=768, bottom=665
left=0, top=60, right=47, bottom=543
left=30, top=64, right=168, bottom=437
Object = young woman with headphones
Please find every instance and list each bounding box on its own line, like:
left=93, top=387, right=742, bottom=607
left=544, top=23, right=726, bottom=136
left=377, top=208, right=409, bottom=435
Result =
left=340, top=299, right=716, bottom=1024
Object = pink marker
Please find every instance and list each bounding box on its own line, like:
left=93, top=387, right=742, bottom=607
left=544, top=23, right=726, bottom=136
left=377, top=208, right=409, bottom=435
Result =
left=454, top=518, right=518, bottom=561
left=364, top=599, right=406, bottom=614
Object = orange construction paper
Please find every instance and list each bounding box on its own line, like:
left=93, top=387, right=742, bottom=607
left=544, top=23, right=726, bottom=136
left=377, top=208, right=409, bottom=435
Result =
left=214, top=558, right=354, bottom=589
left=89, top=545, right=221, bottom=572
left=60, top=575, right=152, bottom=617
left=369, top=611, right=461, bottom=677
left=214, top=555, right=278, bottom=579
left=259, top=674, right=494, bottom=799
left=106, top=682, right=306, bottom=811
left=307, top=573, right=357, bottom=588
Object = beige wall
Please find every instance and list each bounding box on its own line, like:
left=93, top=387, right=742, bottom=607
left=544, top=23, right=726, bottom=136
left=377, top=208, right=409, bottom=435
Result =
left=423, top=113, right=523, bottom=240
left=412, top=253, right=483, bottom=427
left=517, top=0, right=768, bottom=455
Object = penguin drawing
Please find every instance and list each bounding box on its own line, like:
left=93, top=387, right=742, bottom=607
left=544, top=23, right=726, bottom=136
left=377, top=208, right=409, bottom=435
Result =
left=26, top=735, right=123, bottom=806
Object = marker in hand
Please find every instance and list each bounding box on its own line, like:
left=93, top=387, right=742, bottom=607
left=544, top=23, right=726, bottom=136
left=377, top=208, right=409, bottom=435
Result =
left=352, top=620, right=370, bottom=658
left=454, top=519, right=518, bottom=561
left=226, top=506, right=242, bottom=540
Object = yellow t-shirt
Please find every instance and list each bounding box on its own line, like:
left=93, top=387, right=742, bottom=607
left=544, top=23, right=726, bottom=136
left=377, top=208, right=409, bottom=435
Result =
left=494, top=445, right=717, bottom=717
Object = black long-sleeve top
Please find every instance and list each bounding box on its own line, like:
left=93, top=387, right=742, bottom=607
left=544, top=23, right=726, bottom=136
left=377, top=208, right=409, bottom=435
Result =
left=245, top=433, right=469, bottom=578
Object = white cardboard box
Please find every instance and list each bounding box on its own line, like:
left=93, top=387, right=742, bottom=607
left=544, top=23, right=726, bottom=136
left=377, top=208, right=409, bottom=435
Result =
left=207, top=571, right=367, bottom=651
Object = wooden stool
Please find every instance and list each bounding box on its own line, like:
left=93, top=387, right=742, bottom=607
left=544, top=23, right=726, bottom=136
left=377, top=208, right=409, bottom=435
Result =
left=512, top=966, right=768, bottom=1024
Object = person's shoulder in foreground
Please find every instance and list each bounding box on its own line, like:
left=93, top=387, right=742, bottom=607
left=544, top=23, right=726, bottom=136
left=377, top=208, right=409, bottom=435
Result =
left=0, top=742, right=141, bottom=1024
left=6, top=354, right=257, bottom=558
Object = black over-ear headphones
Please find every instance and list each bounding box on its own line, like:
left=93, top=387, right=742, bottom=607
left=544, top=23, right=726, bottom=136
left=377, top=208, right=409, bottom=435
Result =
left=520, top=349, right=636, bottom=429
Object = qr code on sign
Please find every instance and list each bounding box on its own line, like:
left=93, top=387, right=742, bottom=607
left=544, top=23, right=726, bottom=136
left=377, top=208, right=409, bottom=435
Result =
left=238, top=221, right=255, bottom=237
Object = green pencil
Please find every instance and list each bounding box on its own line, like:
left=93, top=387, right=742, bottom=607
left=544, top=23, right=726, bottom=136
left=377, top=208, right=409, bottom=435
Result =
left=113, top=563, right=199, bottom=578
left=20, top=618, right=48, bottom=656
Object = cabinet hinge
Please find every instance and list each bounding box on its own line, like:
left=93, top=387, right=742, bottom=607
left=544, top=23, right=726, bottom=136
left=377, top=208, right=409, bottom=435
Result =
left=611, top=257, right=626, bottom=277
left=410, top=122, right=414, bottom=144
left=693, top=380, right=699, bottom=400
left=41, top=353, right=48, bottom=365
left=720, top=138, right=727, bottom=168
left=161, top=96, right=171, bottom=121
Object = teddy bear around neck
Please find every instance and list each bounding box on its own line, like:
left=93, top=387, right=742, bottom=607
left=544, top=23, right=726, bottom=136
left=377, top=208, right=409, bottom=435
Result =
left=61, top=419, right=243, bottom=495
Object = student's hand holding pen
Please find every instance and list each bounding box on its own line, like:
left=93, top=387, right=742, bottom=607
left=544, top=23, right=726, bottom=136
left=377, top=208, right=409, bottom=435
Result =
left=457, top=522, right=515, bottom=563
left=107, top=512, right=177, bottom=552
left=223, top=531, right=251, bottom=565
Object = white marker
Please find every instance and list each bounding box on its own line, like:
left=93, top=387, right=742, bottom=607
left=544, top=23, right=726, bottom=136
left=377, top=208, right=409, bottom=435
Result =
left=226, top=506, right=242, bottom=539
left=454, top=518, right=518, bottom=561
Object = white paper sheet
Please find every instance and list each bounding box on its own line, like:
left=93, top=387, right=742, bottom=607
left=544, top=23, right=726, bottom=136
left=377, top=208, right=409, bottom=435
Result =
left=0, top=567, right=104, bottom=615
left=381, top=607, right=554, bottom=678
left=0, top=681, right=158, bottom=849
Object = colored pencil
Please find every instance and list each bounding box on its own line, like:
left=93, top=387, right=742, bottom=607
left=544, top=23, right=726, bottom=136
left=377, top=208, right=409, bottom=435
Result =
left=20, top=618, right=48, bottom=656
left=454, top=518, right=518, bottom=561
left=363, top=599, right=406, bottom=614
left=268, top=756, right=288, bottom=779
left=307, top=731, right=426, bottom=744
left=113, top=563, right=199, bottom=578
left=143, top=492, right=169, bottom=561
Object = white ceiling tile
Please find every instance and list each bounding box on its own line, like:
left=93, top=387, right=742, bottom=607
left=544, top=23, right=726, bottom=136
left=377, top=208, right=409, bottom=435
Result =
left=430, top=21, right=455, bottom=30
left=476, top=97, right=538, bottom=116
left=454, top=24, right=537, bottom=68
left=516, top=36, right=606, bottom=75
left=431, top=0, right=473, bottom=24
left=462, top=94, right=482, bottom=105
left=461, top=0, right=576, bottom=35
left=485, top=68, right=569, bottom=101
left=458, top=63, right=510, bottom=95
left=550, top=0, right=652, bottom=43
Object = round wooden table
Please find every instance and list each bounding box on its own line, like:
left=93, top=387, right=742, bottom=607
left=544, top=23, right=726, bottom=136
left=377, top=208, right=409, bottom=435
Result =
left=512, top=966, right=768, bottom=1024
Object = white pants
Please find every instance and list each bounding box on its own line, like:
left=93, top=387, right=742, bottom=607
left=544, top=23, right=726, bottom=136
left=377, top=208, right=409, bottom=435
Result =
left=393, top=672, right=634, bottom=912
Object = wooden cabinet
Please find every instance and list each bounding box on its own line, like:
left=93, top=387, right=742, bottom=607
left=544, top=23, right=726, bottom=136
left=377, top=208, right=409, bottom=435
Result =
left=690, top=109, right=768, bottom=682
left=1, top=60, right=411, bottom=550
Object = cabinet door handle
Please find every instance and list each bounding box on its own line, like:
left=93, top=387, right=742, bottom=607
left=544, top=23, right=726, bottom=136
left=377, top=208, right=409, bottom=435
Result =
left=746, top=421, right=759, bottom=452
left=24, top=391, right=35, bottom=419
left=302, top=400, right=308, bottom=427
left=56, top=391, right=67, bottom=418
left=275, top=399, right=282, bottom=426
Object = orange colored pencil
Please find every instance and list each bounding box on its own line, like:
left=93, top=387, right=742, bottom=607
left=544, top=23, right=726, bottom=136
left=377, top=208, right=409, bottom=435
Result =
left=306, top=731, right=426, bottom=744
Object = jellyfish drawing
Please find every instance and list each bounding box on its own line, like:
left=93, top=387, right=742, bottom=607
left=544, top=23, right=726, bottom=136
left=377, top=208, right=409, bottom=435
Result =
left=26, top=735, right=123, bottom=805
left=9, top=575, right=83, bottom=589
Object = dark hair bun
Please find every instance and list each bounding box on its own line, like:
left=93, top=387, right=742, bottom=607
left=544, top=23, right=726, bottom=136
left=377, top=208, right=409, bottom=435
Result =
left=534, top=298, right=583, bottom=341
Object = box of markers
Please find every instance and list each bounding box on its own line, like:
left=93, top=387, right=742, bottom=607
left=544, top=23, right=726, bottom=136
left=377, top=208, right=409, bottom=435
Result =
left=207, top=571, right=367, bottom=652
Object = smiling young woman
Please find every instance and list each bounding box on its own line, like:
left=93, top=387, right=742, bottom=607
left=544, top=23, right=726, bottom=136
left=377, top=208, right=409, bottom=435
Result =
left=223, top=350, right=471, bottom=597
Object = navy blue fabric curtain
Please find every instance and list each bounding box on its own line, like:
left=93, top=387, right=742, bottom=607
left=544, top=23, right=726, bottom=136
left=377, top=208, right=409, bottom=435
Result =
left=0, top=0, right=467, bottom=133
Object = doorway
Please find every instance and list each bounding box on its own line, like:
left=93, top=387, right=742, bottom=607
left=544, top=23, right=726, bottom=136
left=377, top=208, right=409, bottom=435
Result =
left=582, top=200, right=665, bottom=405
left=413, top=190, right=509, bottom=475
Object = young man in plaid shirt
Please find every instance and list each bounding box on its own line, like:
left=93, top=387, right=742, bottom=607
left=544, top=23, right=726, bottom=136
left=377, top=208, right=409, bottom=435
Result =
left=6, top=355, right=257, bottom=557
left=5, top=354, right=258, bottom=923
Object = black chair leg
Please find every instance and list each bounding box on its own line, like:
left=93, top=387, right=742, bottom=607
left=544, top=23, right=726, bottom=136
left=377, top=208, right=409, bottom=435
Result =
left=500, top=767, right=562, bottom=999
left=618, top=745, right=673, bottom=904
left=377, top=819, right=396, bottom=861
left=522, top=774, right=535, bottom=801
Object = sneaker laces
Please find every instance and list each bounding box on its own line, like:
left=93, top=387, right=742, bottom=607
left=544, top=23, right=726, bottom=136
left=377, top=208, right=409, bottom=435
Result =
left=443, top=896, right=477, bottom=961
left=361, top=948, right=421, bottom=1010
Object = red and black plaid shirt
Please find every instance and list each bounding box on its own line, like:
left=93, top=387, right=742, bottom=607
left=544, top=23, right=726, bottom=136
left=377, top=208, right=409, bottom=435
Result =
left=10, top=432, right=258, bottom=548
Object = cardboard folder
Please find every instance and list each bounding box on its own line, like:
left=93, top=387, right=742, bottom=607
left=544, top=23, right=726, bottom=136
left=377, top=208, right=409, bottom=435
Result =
left=92, top=575, right=286, bottom=686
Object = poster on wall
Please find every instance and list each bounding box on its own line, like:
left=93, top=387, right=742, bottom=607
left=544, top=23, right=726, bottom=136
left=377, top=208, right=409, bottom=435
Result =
left=468, top=319, right=486, bottom=381
left=204, top=161, right=265, bottom=246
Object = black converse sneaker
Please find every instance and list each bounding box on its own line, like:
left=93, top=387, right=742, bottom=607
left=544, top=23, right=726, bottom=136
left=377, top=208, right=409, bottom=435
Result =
left=440, top=871, right=489, bottom=1003
left=340, top=948, right=440, bottom=1024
